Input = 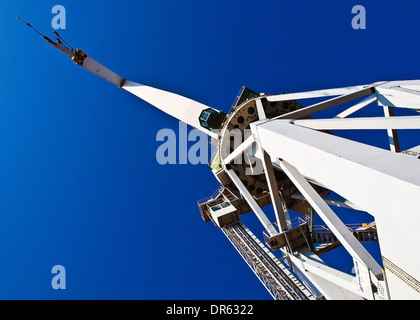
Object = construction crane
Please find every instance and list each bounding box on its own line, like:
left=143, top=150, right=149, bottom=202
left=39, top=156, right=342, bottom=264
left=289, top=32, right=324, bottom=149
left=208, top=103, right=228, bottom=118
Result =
left=19, top=17, right=420, bottom=300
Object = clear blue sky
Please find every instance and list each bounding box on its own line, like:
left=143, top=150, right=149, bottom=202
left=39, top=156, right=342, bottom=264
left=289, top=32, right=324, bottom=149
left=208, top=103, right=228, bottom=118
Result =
left=0, top=0, right=420, bottom=299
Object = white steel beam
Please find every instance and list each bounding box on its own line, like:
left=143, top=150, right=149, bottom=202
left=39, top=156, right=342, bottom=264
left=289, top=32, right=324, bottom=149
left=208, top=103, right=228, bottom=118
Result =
left=334, top=94, right=377, bottom=119
left=376, top=85, right=420, bottom=110
left=261, top=150, right=290, bottom=231
left=256, top=98, right=266, bottom=120
left=293, top=116, right=420, bottom=130
left=378, top=80, right=420, bottom=90
left=252, top=119, right=420, bottom=299
left=277, top=159, right=383, bottom=279
left=273, top=86, right=375, bottom=120
left=223, top=135, right=255, bottom=165
left=289, top=251, right=371, bottom=299
left=225, top=169, right=278, bottom=236
left=383, top=106, right=401, bottom=153
left=266, top=85, right=371, bottom=102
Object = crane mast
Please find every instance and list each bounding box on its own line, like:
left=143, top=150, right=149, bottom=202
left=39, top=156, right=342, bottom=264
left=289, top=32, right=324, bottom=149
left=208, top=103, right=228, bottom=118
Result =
left=20, top=18, right=420, bottom=300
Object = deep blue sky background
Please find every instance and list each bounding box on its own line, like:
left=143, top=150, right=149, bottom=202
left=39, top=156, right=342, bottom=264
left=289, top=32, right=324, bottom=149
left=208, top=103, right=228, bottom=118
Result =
left=0, top=0, right=420, bottom=299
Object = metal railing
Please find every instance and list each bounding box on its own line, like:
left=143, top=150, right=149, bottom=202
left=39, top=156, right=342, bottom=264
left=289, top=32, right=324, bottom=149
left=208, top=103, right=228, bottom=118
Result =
left=222, top=221, right=315, bottom=300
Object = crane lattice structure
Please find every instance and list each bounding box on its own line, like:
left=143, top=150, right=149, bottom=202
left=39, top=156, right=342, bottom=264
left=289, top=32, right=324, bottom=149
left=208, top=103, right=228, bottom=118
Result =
left=21, top=18, right=420, bottom=300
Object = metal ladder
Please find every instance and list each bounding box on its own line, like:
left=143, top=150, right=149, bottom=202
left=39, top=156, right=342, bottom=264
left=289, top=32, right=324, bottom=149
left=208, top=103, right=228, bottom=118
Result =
left=221, top=221, right=316, bottom=300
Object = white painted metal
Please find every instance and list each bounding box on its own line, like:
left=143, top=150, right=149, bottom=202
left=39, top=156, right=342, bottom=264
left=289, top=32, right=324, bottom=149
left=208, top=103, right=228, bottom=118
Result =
left=75, top=51, right=221, bottom=139
left=288, top=250, right=369, bottom=299
left=379, top=80, right=420, bottom=90
left=353, top=257, right=374, bottom=298
left=276, top=159, right=383, bottom=279
left=253, top=119, right=420, bottom=299
left=266, top=85, right=372, bottom=102
left=383, top=106, right=401, bottom=153
left=223, top=135, right=254, bottom=165
left=225, top=169, right=278, bottom=236
left=334, top=94, right=377, bottom=119
left=261, top=150, right=290, bottom=232
left=274, top=86, right=375, bottom=120
left=208, top=201, right=238, bottom=228
left=122, top=80, right=218, bottom=139
left=293, top=116, right=420, bottom=130
left=376, top=81, right=420, bottom=110
left=401, top=145, right=420, bottom=158
left=72, top=50, right=222, bottom=140
left=256, top=98, right=266, bottom=120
